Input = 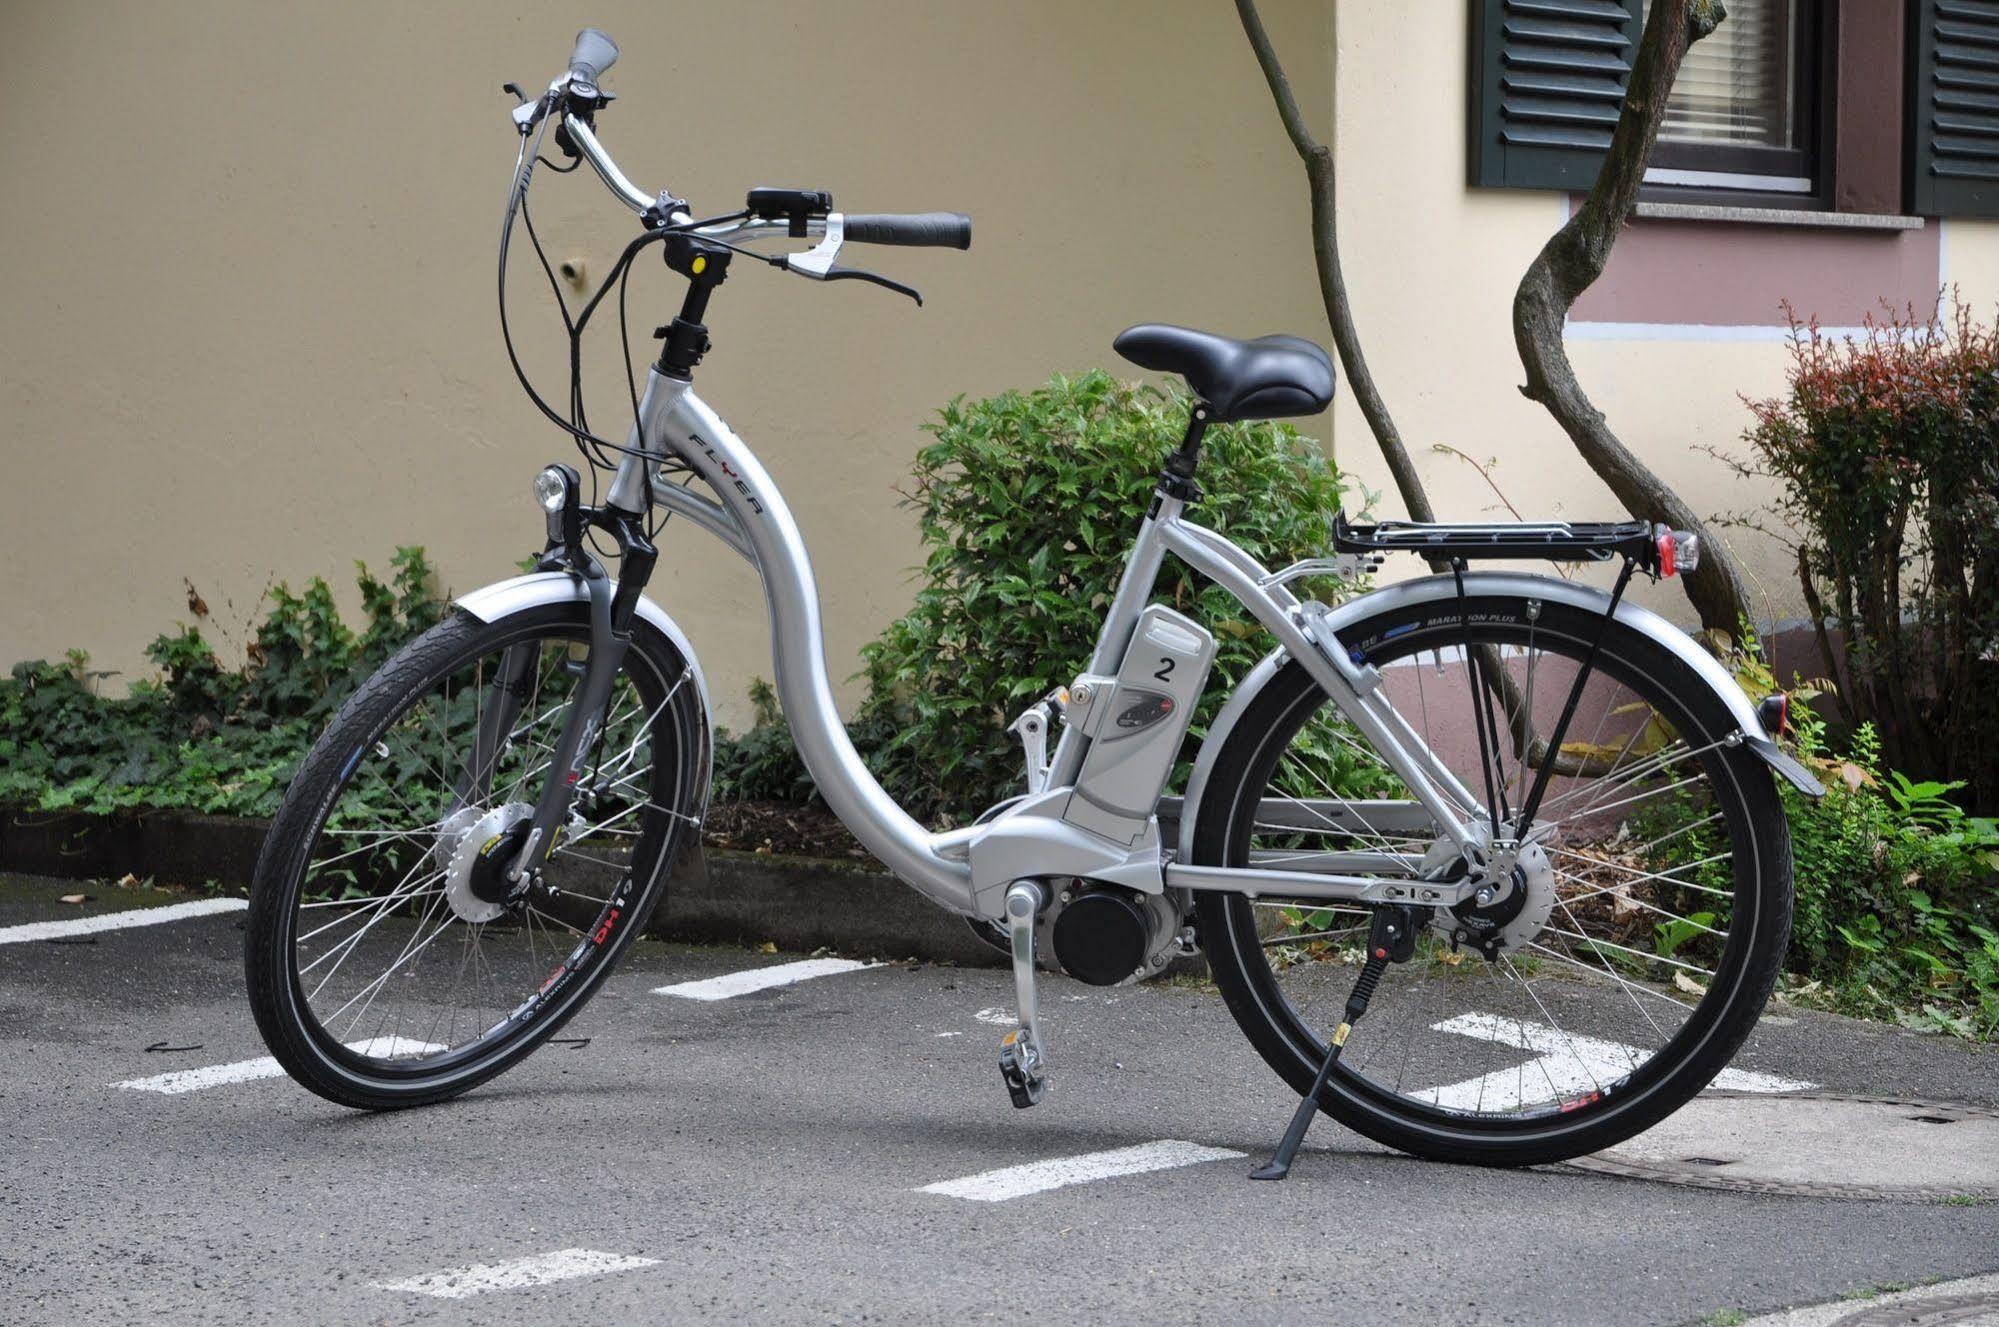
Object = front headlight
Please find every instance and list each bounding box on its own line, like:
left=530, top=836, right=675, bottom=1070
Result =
left=534, top=465, right=571, bottom=514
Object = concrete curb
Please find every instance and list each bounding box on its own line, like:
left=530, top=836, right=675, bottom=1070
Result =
left=0, top=807, right=1006, bottom=969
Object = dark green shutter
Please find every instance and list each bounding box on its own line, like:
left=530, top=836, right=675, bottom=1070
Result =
left=1909, top=0, right=1999, bottom=217
left=1469, top=0, right=1643, bottom=191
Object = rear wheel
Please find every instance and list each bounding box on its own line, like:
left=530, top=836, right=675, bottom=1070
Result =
left=1192, top=593, right=1792, bottom=1166
left=244, top=603, right=704, bottom=1110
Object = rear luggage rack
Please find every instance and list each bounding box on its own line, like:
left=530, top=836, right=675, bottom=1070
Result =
left=1332, top=512, right=1695, bottom=576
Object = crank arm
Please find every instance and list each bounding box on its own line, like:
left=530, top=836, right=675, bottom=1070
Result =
left=998, top=880, right=1049, bottom=1108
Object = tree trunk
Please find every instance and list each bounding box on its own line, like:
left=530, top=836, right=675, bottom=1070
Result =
left=1511, top=0, right=1759, bottom=642
left=1233, top=0, right=1437, bottom=525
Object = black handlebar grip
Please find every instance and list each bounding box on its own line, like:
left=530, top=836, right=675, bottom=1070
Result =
left=841, top=213, right=972, bottom=250
left=568, top=28, right=619, bottom=85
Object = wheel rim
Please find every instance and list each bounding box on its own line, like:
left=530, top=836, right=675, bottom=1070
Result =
left=1217, top=604, right=1764, bottom=1128
left=281, top=619, right=693, bottom=1077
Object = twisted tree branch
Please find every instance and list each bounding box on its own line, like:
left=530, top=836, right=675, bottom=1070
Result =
left=1511, top=0, right=1757, bottom=640
left=1234, top=0, right=1437, bottom=525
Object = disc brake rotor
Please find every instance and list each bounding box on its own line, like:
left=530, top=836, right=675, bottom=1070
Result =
left=443, top=803, right=535, bottom=923
left=1421, top=833, right=1556, bottom=958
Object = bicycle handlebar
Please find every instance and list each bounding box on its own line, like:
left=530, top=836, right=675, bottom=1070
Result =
left=561, top=113, right=660, bottom=216
left=543, top=36, right=970, bottom=271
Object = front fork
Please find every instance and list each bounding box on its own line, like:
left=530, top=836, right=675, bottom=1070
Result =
left=468, top=493, right=658, bottom=888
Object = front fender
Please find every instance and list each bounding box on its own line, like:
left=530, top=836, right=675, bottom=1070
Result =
left=455, top=571, right=716, bottom=811
left=1177, top=571, right=1820, bottom=863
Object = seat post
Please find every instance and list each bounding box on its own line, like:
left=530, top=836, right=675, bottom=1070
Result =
left=1157, top=403, right=1210, bottom=502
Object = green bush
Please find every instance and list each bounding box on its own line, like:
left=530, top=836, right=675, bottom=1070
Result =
left=1778, top=709, right=1999, bottom=1038
left=847, top=368, right=1366, bottom=824
left=1738, top=298, right=1999, bottom=809
left=0, top=548, right=442, bottom=818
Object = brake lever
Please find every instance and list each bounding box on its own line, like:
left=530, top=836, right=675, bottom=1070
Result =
left=774, top=215, right=922, bottom=305
left=508, top=84, right=551, bottom=135
left=821, top=265, right=923, bottom=306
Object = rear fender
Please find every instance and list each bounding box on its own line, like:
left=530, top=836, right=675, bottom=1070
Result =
left=1177, top=571, right=1821, bottom=863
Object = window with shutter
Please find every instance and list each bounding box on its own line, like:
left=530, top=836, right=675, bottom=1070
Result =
left=1468, top=0, right=1644, bottom=190
left=1646, top=0, right=1822, bottom=196
left=1909, top=0, right=1999, bottom=217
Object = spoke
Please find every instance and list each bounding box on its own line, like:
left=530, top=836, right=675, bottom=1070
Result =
left=1503, top=953, right=1606, bottom=1101
left=525, top=904, right=587, bottom=938
left=1522, top=940, right=1697, bottom=1013
left=299, top=861, right=445, bottom=983
left=1565, top=772, right=1708, bottom=825
left=1545, top=925, right=1710, bottom=977
left=596, top=674, right=685, bottom=777
left=1540, top=735, right=1723, bottom=819
left=1250, top=900, right=1369, bottom=916
left=1583, top=887, right=1728, bottom=941
left=307, top=832, right=427, bottom=874
left=320, top=903, right=458, bottom=1028
left=295, top=887, right=445, bottom=944
left=298, top=887, right=444, bottom=910
left=1262, top=924, right=1369, bottom=948
left=551, top=845, right=628, bottom=871
left=1617, top=809, right=1727, bottom=858
left=1549, top=847, right=1735, bottom=900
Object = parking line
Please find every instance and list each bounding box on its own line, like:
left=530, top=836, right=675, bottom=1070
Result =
left=918, top=1139, right=1246, bottom=1202
left=1419, top=1013, right=1815, bottom=1112
left=652, top=956, right=879, bottom=1001
left=0, top=896, right=247, bottom=946
left=115, top=1036, right=443, bottom=1095
left=373, top=1248, right=660, bottom=1299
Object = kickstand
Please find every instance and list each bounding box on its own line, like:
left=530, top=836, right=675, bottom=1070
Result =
left=1251, top=906, right=1417, bottom=1182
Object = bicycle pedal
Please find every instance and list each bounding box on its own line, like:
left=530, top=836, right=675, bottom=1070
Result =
left=998, top=1029, right=1047, bottom=1109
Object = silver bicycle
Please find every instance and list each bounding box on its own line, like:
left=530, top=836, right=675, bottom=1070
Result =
left=244, top=30, right=1822, bottom=1172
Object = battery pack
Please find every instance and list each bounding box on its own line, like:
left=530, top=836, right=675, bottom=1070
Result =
left=1062, top=604, right=1216, bottom=846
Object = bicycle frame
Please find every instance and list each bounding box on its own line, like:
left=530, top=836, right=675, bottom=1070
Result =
left=600, top=365, right=1492, bottom=923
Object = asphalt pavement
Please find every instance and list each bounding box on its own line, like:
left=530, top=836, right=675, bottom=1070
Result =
left=4, top=872, right=1998, bottom=1326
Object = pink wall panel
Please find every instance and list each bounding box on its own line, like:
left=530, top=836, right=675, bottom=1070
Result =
left=1570, top=217, right=1943, bottom=327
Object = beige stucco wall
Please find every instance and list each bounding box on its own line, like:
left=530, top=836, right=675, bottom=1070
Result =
left=1, top=1, right=1993, bottom=727
left=0, top=0, right=1334, bottom=728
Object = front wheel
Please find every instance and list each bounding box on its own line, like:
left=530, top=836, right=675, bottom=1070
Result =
left=1192, top=592, right=1793, bottom=1166
left=244, top=603, right=705, bottom=1110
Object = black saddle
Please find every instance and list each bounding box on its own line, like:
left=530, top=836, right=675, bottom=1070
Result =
left=1112, top=324, right=1336, bottom=422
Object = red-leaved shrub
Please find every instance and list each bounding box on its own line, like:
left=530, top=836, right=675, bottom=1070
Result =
left=1740, top=296, right=1999, bottom=809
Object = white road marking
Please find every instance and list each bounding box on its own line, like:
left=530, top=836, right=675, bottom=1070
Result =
left=918, top=1140, right=1246, bottom=1202
left=933, top=1031, right=962, bottom=1038
left=652, top=956, right=879, bottom=1001
left=1417, top=1013, right=1815, bottom=1112
left=373, top=1248, right=660, bottom=1299
left=0, top=896, right=246, bottom=946
left=973, top=1006, right=1014, bottom=1026
left=115, top=1037, right=443, bottom=1095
